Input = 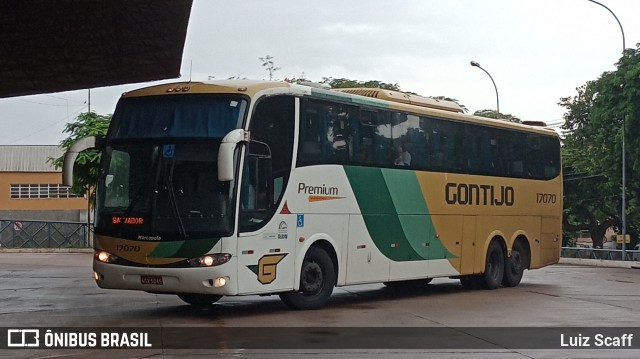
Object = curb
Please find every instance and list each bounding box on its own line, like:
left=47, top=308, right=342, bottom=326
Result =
left=0, top=248, right=93, bottom=254
left=559, top=257, right=640, bottom=269
left=1, top=250, right=639, bottom=269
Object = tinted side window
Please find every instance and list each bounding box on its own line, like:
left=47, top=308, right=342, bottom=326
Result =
left=296, top=97, right=560, bottom=180
left=354, top=109, right=392, bottom=165
left=298, top=99, right=359, bottom=166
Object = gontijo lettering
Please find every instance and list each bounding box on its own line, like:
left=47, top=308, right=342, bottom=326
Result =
left=445, top=182, right=515, bottom=206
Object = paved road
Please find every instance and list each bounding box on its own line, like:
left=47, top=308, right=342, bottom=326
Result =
left=0, top=252, right=639, bottom=358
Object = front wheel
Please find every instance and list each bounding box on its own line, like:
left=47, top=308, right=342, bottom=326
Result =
left=279, top=246, right=336, bottom=310
left=177, top=293, right=222, bottom=306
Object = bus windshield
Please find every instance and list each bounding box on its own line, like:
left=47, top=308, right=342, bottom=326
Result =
left=94, top=95, right=247, bottom=240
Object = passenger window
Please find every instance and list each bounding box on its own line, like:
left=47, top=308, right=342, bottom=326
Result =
left=298, top=99, right=358, bottom=166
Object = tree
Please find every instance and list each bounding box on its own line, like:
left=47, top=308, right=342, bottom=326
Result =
left=560, top=44, right=640, bottom=248
left=562, top=164, right=618, bottom=248
left=316, top=78, right=473, bottom=110
left=50, top=111, right=111, bottom=206
left=473, top=109, right=521, bottom=123
left=432, top=96, right=469, bottom=113
left=259, top=55, right=281, bottom=81
left=320, top=77, right=401, bottom=91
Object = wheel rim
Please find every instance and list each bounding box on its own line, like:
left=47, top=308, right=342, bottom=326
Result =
left=300, top=261, right=323, bottom=294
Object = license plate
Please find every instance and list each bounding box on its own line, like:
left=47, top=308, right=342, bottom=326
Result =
left=140, top=275, right=163, bottom=285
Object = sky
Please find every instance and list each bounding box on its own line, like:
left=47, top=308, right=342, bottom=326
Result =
left=2, top=0, right=640, bottom=145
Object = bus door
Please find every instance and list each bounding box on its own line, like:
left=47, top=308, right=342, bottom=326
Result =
left=235, top=95, right=296, bottom=295
left=235, top=143, right=297, bottom=294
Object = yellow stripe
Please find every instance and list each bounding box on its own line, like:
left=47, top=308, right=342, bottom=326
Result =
left=308, top=195, right=345, bottom=202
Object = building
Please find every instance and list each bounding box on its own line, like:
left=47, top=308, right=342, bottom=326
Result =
left=0, top=145, right=87, bottom=222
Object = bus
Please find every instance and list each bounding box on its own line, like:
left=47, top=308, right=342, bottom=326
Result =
left=63, top=80, right=562, bottom=310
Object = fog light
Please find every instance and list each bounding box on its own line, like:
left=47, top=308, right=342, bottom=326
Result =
left=93, top=271, right=101, bottom=281
left=214, top=277, right=227, bottom=287
left=95, top=250, right=118, bottom=264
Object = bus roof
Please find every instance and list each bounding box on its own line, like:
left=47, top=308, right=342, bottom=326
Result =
left=333, top=88, right=464, bottom=113
left=120, top=80, right=558, bottom=137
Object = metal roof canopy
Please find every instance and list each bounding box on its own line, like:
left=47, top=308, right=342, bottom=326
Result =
left=0, top=0, right=193, bottom=98
left=0, top=145, right=61, bottom=172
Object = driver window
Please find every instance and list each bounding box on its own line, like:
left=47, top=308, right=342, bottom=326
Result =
left=239, top=96, right=295, bottom=233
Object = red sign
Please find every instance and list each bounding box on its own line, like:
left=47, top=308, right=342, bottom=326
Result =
left=112, top=216, right=144, bottom=225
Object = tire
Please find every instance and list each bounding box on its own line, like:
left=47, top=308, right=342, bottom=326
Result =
left=279, top=246, right=336, bottom=310
left=177, top=293, right=222, bottom=306
left=503, top=241, right=529, bottom=287
left=482, top=240, right=505, bottom=289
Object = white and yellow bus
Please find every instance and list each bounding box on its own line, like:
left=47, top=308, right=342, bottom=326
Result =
left=63, top=80, right=562, bottom=310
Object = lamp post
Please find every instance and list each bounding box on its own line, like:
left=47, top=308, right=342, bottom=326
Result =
left=470, top=61, right=500, bottom=114
left=587, top=0, right=627, bottom=259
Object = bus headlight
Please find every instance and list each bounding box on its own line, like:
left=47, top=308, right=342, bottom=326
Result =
left=188, top=254, right=231, bottom=267
left=95, top=250, right=118, bottom=264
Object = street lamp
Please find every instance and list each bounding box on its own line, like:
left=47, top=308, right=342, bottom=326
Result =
left=470, top=61, right=500, bottom=114
left=587, top=0, right=627, bottom=260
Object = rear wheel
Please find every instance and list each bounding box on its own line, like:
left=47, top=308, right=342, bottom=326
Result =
left=279, top=246, right=336, bottom=310
left=482, top=240, right=505, bottom=289
left=177, top=293, right=222, bottom=306
left=503, top=241, right=529, bottom=287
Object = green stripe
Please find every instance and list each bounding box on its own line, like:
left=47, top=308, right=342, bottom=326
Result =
left=344, top=166, right=455, bottom=261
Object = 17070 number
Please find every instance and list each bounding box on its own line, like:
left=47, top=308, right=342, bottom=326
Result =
left=536, top=193, right=557, bottom=204
left=116, top=244, right=140, bottom=252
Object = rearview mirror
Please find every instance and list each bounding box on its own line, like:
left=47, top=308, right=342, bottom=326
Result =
left=62, top=136, right=102, bottom=187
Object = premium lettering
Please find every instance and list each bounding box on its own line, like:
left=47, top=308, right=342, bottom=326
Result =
left=298, top=183, right=339, bottom=196
left=445, top=182, right=514, bottom=206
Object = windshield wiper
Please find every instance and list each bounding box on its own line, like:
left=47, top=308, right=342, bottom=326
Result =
left=164, top=164, right=188, bottom=239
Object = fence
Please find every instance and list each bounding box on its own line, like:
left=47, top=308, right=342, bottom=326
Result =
left=0, top=219, right=89, bottom=248
left=561, top=247, right=640, bottom=261
left=2, top=222, right=639, bottom=256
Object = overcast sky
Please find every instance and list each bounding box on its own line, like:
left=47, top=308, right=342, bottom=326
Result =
left=2, top=0, right=640, bottom=145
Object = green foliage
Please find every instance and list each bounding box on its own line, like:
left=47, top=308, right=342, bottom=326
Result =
left=473, top=109, right=521, bottom=123
left=432, top=96, right=469, bottom=113
left=259, top=55, right=281, bottom=81
left=50, top=112, right=111, bottom=205
left=316, top=78, right=473, bottom=111
left=560, top=44, right=640, bottom=246
left=320, top=77, right=401, bottom=91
